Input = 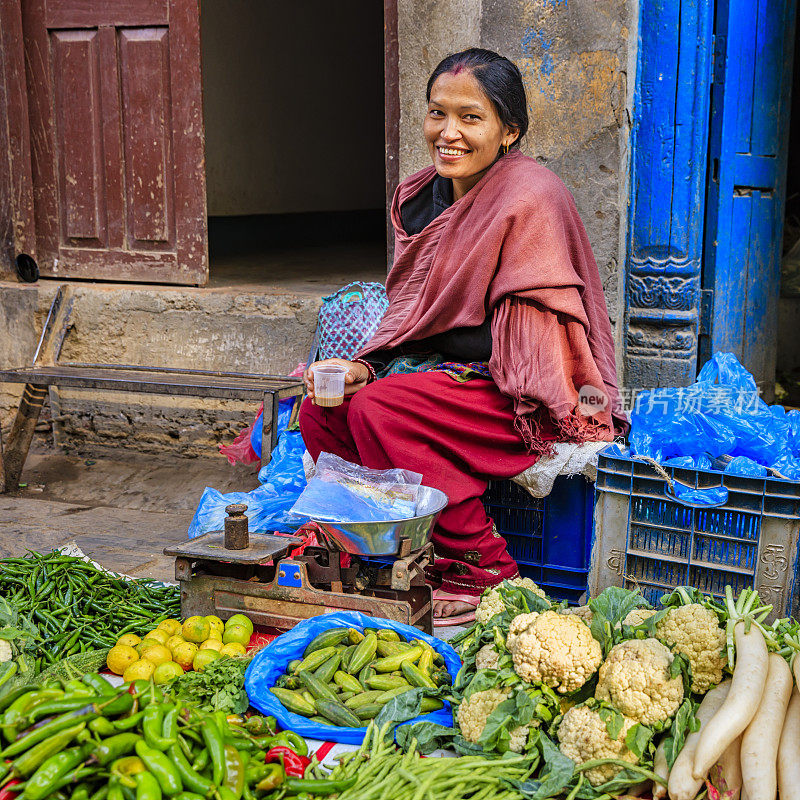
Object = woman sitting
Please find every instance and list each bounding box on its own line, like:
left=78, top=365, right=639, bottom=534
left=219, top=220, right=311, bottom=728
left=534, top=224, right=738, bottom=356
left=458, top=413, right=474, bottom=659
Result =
left=299, top=47, right=625, bottom=625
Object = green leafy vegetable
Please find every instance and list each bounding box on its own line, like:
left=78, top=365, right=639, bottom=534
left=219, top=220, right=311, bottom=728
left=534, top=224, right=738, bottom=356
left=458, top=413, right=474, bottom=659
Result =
left=168, top=656, right=251, bottom=714
left=395, top=721, right=456, bottom=754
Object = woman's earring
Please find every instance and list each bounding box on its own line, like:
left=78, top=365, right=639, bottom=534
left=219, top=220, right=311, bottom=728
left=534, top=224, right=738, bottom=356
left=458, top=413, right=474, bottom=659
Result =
left=502, top=144, right=509, bottom=155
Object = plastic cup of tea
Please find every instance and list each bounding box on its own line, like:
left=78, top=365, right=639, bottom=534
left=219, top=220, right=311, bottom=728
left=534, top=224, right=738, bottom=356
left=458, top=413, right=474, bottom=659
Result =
left=311, top=364, right=348, bottom=407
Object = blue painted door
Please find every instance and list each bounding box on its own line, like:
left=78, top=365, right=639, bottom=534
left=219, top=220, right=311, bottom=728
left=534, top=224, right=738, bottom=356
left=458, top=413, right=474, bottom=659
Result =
left=701, top=0, right=796, bottom=391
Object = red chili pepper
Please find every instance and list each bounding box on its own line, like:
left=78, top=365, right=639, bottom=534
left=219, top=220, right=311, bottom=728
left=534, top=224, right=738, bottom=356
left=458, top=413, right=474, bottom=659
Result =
left=264, top=746, right=310, bottom=778
left=0, top=779, right=22, bottom=799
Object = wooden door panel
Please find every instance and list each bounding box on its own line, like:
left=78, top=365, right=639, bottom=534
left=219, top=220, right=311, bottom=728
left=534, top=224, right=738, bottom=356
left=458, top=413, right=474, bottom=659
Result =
left=45, top=0, right=167, bottom=30
left=52, top=30, right=106, bottom=245
left=23, top=0, right=207, bottom=285
left=119, top=28, right=174, bottom=249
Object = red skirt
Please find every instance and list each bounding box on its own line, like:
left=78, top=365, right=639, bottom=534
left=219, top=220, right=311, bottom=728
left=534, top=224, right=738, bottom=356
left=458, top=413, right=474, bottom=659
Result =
left=298, top=371, right=554, bottom=595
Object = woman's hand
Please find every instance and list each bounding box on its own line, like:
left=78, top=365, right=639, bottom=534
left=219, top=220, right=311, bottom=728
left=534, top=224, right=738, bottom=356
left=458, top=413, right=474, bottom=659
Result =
left=303, top=359, right=370, bottom=403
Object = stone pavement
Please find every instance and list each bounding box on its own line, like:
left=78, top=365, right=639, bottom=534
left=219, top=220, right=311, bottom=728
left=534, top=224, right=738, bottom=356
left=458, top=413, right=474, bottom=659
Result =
left=0, top=495, right=190, bottom=582
left=0, top=443, right=261, bottom=581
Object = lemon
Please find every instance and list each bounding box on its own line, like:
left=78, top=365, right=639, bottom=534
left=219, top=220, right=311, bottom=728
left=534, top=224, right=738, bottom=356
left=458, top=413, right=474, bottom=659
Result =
left=107, top=645, right=139, bottom=675
left=220, top=642, right=247, bottom=658
left=122, top=659, right=155, bottom=683
left=166, top=635, right=186, bottom=654
left=225, top=614, right=254, bottom=635
left=205, top=628, right=223, bottom=642
left=157, top=619, right=183, bottom=637
left=172, top=642, right=198, bottom=671
left=136, top=639, right=162, bottom=658
left=153, top=661, right=184, bottom=685
left=222, top=624, right=251, bottom=647
left=205, top=616, right=225, bottom=638
left=116, top=633, right=141, bottom=648
left=144, top=629, right=169, bottom=646
left=182, top=616, right=211, bottom=644
left=193, top=649, right=221, bottom=672
left=141, top=643, right=172, bottom=667
left=200, top=638, right=223, bottom=652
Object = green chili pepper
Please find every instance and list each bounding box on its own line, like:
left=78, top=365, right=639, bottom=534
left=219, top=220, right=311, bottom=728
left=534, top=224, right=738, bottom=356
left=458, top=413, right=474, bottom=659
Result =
left=110, top=756, right=147, bottom=790
left=135, top=771, right=163, bottom=800
left=114, top=710, right=145, bottom=732
left=21, top=742, right=92, bottom=800
left=161, top=705, right=179, bottom=746
left=89, top=717, right=117, bottom=736
left=267, top=731, right=308, bottom=757
left=173, top=794, right=204, bottom=800
left=222, top=745, right=244, bottom=799
left=25, top=696, right=101, bottom=724
left=142, top=704, right=174, bottom=751
left=12, top=722, right=87, bottom=778
left=283, top=777, right=358, bottom=795
left=167, top=744, right=214, bottom=796
left=81, top=673, right=116, bottom=697
left=199, top=716, right=225, bottom=787
left=0, top=707, right=97, bottom=758
left=95, top=733, right=142, bottom=766
left=72, top=787, right=91, bottom=800
left=133, top=740, right=183, bottom=796
left=108, top=782, right=126, bottom=800
left=89, top=786, right=110, bottom=800
left=216, top=790, right=237, bottom=800
left=190, top=748, right=209, bottom=773
left=99, top=692, right=135, bottom=718
left=253, top=763, right=284, bottom=791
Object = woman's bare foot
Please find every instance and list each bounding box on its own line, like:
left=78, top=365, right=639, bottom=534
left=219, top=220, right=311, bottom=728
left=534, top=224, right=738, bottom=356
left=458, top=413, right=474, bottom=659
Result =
left=433, top=598, right=477, bottom=619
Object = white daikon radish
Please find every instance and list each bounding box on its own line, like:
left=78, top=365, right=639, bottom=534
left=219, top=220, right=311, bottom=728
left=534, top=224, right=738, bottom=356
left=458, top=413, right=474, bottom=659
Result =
left=693, top=622, right=768, bottom=780
left=652, top=740, right=668, bottom=800
left=706, top=736, right=742, bottom=800
left=740, top=653, right=792, bottom=800
left=777, top=687, right=800, bottom=800
left=669, top=681, right=731, bottom=800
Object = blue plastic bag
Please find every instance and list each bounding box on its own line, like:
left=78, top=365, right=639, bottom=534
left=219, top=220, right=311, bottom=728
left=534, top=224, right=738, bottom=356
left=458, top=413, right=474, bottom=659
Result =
left=188, top=427, right=307, bottom=538
left=723, top=456, right=767, bottom=477
left=249, top=399, right=294, bottom=460
left=245, top=611, right=460, bottom=744
left=631, top=352, right=787, bottom=467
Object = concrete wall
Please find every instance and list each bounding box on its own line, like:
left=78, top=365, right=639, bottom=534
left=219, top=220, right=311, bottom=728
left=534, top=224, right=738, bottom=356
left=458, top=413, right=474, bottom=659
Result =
left=397, top=0, right=634, bottom=369
left=201, top=0, right=385, bottom=216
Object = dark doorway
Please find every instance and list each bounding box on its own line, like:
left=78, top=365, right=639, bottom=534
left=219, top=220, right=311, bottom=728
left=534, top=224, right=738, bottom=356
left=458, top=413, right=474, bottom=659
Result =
left=200, top=0, right=387, bottom=289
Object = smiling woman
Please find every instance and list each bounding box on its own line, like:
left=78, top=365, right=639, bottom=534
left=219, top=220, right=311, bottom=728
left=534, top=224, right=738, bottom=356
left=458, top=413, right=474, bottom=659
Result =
left=299, top=48, right=626, bottom=625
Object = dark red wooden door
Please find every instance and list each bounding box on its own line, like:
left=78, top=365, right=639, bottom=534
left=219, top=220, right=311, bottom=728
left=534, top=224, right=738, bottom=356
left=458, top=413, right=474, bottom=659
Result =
left=22, top=0, right=208, bottom=285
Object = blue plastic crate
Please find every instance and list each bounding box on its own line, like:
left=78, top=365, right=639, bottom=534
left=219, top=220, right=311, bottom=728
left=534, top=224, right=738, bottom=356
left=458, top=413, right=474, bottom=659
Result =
left=591, top=446, right=800, bottom=617
left=482, top=476, right=594, bottom=603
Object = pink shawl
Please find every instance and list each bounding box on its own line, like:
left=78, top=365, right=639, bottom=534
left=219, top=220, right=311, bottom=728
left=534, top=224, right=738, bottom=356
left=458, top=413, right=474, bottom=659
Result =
left=358, top=150, right=624, bottom=454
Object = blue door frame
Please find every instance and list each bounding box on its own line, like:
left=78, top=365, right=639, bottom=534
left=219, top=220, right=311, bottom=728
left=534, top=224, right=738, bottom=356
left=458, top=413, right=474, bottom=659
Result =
left=624, top=0, right=795, bottom=391
left=624, top=0, right=715, bottom=390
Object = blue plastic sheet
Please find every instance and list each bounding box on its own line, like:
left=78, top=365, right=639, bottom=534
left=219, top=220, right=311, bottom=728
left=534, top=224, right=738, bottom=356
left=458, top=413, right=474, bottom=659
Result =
left=249, top=399, right=294, bottom=460
left=290, top=453, right=421, bottom=524
left=245, top=611, right=460, bottom=744
left=723, top=456, right=767, bottom=477
left=631, top=352, right=791, bottom=471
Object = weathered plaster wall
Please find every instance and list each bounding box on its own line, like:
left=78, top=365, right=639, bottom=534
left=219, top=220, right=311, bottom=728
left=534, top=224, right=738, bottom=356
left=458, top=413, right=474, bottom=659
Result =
left=396, top=0, right=634, bottom=369
left=0, top=282, right=318, bottom=456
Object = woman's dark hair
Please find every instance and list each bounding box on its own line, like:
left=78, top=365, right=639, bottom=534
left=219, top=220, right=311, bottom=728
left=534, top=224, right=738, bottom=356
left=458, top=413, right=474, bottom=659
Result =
left=426, top=48, right=529, bottom=148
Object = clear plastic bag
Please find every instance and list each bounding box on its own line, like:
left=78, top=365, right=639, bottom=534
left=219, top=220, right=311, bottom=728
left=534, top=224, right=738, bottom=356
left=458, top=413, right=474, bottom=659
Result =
left=290, top=452, right=422, bottom=523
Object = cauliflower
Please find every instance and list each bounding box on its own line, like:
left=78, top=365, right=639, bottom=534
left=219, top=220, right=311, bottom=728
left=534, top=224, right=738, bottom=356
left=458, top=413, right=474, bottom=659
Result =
left=655, top=603, right=726, bottom=693
left=456, top=688, right=529, bottom=752
left=0, top=640, right=10, bottom=662
left=506, top=610, right=603, bottom=693
left=595, top=638, right=684, bottom=726
left=475, top=643, right=502, bottom=670
left=622, top=608, right=657, bottom=627
left=557, top=705, right=639, bottom=786
left=561, top=605, right=594, bottom=625
left=475, top=577, right=546, bottom=625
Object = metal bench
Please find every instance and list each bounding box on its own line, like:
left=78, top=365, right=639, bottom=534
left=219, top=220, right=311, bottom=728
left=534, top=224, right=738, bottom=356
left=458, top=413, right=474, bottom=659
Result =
left=0, top=286, right=303, bottom=492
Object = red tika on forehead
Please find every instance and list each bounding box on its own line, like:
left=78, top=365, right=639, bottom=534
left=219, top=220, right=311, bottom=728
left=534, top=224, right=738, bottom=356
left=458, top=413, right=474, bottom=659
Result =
left=449, top=64, right=467, bottom=75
